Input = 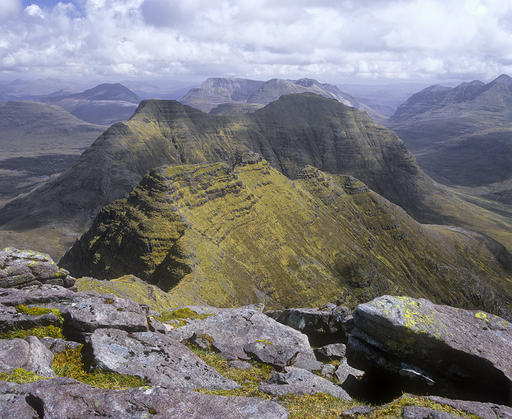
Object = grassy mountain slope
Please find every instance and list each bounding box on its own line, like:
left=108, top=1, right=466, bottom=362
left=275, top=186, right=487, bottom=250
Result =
left=2, top=94, right=512, bottom=258
left=61, top=157, right=512, bottom=318
left=388, top=74, right=512, bottom=203
left=0, top=101, right=105, bottom=205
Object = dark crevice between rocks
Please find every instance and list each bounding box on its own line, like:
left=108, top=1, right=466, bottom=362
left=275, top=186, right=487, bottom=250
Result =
left=346, top=335, right=512, bottom=406
left=25, top=394, right=44, bottom=419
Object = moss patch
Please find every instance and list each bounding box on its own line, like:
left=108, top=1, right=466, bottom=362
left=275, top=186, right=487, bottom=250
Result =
left=52, top=346, right=148, bottom=390
left=15, top=304, right=64, bottom=322
left=0, top=325, right=64, bottom=340
left=153, top=307, right=214, bottom=328
left=0, top=368, right=49, bottom=384
left=190, top=344, right=360, bottom=418
left=366, top=394, right=479, bottom=419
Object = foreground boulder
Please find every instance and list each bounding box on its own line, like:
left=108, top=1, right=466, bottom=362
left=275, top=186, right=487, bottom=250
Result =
left=259, top=366, right=351, bottom=400
left=266, top=304, right=350, bottom=346
left=0, top=336, right=55, bottom=377
left=347, top=295, right=512, bottom=404
left=0, top=285, right=150, bottom=341
left=89, top=328, right=239, bottom=390
left=0, top=378, right=288, bottom=419
left=342, top=394, right=512, bottom=419
left=0, top=247, right=75, bottom=289
left=168, top=306, right=321, bottom=370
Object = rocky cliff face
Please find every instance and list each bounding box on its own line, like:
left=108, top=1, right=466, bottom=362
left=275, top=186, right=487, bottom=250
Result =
left=60, top=157, right=512, bottom=317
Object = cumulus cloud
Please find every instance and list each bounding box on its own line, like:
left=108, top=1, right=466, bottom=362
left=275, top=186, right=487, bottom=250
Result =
left=0, top=0, right=512, bottom=83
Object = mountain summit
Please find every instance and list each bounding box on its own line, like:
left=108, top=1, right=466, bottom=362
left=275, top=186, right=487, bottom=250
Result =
left=41, top=83, right=140, bottom=125
left=180, top=77, right=382, bottom=120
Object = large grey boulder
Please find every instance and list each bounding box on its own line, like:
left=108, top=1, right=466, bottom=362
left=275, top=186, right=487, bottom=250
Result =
left=89, top=328, right=239, bottom=390
left=314, top=343, right=346, bottom=361
left=0, top=336, right=55, bottom=377
left=266, top=304, right=351, bottom=345
left=0, top=285, right=150, bottom=341
left=54, top=292, right=149, bottom=341
left=347, top=295, right=512, bottom=404
left=168, top=306, right=320, bottom=370
left=259, top=366, right=351, bottom=400
left=342, top=395, right=512, bottom=419
left=428, top=396, right=512, bottom=419
left=0, top=247, right=74, bottom=289
left=402, top=406, right=463, bottom=419
left=0, top=378, right=289, bottom=419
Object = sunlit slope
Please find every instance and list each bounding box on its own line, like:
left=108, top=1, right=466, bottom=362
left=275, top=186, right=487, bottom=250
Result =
left=61, top=157, right=512, bottom=317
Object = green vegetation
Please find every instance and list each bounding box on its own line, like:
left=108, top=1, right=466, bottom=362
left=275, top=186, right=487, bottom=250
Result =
left=152, top=307, right=215, bottom=328
left=190, top=345, right=274, bottom=399
left=67, top=160, right=512, bottom=318
left=0, top=325, right=64, bottom=340
left=0, top=368, right=48, bottom=384
left=52, top=346, right=148, bottom=390
left=15, top=304, right=64, bottom=322
left=365, top=394, right=478, bottom=419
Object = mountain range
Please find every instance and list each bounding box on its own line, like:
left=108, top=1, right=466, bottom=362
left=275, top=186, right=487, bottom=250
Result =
left=388, top=74, right=512, bottom=204
left=0, top=93, right=510, bottom=269
left=180, top=77, right=384, bottom=121
left=0, top=101, right=105, bottom=206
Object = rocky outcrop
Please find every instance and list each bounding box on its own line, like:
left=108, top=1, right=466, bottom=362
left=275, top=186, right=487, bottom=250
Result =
left=267, top=304, right=351, bottom=346
left=0, top=248, right=75, bottom=289
left=0, top=336, right=55, bottom=377
left=342, top=394, right=512, bottom=418
left=259, top=366, right=351, bottom=400
left=0, top=378, right=288, bottom=419
left=347, top=295, right=512, bottom=404
left=0, top=284, right=150, bottom=342
left=89, top=328, right=239, bottom=390
left=167, top=306, right=321, bottom=371
left=0, top=302, right=61, bottom=333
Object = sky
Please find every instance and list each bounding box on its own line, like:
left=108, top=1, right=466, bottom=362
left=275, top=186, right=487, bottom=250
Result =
left=1, top=0, right=512, bottom=85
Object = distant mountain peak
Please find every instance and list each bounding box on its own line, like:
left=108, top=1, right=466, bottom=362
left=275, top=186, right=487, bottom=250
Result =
left=492, top=74, right=512, bottom=83
left=75, top=83, right=140, bottom=103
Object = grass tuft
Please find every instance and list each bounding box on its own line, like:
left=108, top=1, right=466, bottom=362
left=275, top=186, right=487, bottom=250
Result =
left=0, top=325, right=64, bottom=340
left=52, top=346, right=148, bottom=390
left=0, top=368, right=49, bottom=384
left=15, top=304, right=64, bottom=322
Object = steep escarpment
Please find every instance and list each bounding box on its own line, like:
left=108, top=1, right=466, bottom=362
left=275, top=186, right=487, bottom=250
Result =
left=61, top=157, right=512, bottom=317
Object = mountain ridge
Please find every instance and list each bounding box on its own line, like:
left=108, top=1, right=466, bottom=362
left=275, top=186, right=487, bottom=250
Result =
left=2, top=93, right=512, bottom=259
left=60, top=156, right=512, bottom=317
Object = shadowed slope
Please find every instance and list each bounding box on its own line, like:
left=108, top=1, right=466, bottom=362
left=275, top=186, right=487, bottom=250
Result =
left=388, top=74, right=512, bottom=203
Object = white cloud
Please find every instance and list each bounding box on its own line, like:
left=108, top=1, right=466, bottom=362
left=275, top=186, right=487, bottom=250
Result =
left=24, top=5, right=45, bottom=19
left=1, top=0, right=512, bottom=83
